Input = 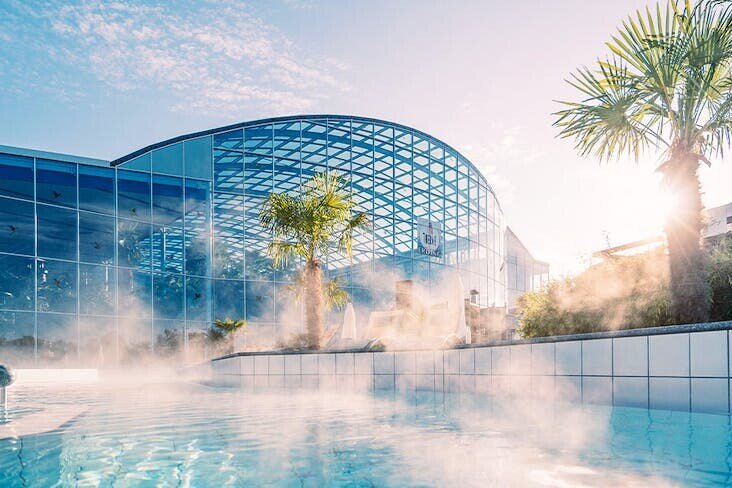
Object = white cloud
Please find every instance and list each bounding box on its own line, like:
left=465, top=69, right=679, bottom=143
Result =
left=9, top=0, right=347, bottom=114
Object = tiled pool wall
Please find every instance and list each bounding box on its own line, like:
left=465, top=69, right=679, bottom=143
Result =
left=210, top=323, right=732, bottom=414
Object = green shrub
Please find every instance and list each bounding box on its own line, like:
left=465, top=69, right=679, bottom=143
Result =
left=709, top=235, right=732, bottom=322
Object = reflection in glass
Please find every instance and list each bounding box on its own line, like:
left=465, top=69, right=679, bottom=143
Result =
left=214, top=279, right=245, bottom=320
left=36, top=159, right=76, bottom=207
left=152, top=175, right=184, bottom=225
left=79, top=165, right=115, bottom=214
left=118, top=269, right=152, bottom=317
left=79, top=264, right=115, bottom=315
left=0, top=153, right=34, bottom=200
left=37, top=259, right=77, bottom=313
left=79, top=211, right=115, bottom=264
left=0, top=311, right=35, bottom=366
left=37, top=312, right=77, bottom=364
left=153, top=273, right=184, bottom=319
left=0, top=196, right=34, bottom=255
left=152, top=142, right=183, bottom=176
left=186, top=276, right=211, bottom=322
left=0, top=254, right=34, bottom=311
left=117, top=219, right=151, bottom=269
left=117, top=170, right=151, bottom=221
left=184, top=136, right=213, bottom=179
left=152, top=225, right=184, bottom=273
left=37, top=204, right=77, bottom=260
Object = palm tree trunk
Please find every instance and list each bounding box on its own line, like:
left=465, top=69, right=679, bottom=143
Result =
left=661, top=153, right=711, bottom=324
left=304, top=259, right=324, bottom=349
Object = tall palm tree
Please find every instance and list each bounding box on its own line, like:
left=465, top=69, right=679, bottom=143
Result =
left=259, top=172, right=369, bottom=349
left=554, top=0, right=732, bottom=323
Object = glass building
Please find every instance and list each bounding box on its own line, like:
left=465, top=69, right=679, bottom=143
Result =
left=0, top=115, right=518, bottom=366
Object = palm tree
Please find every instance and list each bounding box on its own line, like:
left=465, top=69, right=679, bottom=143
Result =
left=259, top=172, right=369, bottom=349
left=554, top=0, right=732, bottom=323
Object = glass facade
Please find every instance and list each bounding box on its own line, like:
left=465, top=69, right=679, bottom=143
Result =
left=0, top=115, right=507, bottom=365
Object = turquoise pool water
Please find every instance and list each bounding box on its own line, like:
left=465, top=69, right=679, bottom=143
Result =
left=0, top=377, right=730, bottom=487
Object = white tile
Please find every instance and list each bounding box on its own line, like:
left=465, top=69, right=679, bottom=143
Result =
left=269, top=355, right=285, bottom=375
left=336, top=353, right=354, bottom=374
left=269, top=375, right=285, bottom=388
left=285, top=375, right=301, bottom=389
left=531, top=343, right=554, bottom=376
left=336, top=374, right=355, bottom=390
left=532, top=376, right=555, bottom=400
left=395, top=351, right=416, bottom=374
left=690, top=330, right=728, bottom=377
left=254, top=375, right=269, bottom=389
left=241, top=356, right=254, bottom=375
left=510, top=345, right=531, bottom=375
left=555, top=376, right=581, bottom=402
left=414, top=374, right=435, bottom=392
left=474, top=347, right=491, bottom=374
left=319, top=374, right=337, bottom=390
left=475, top=375, right=492, bottom=394
left=582, top=377, right=612, bottom=405
left=284, top=355, right=300, bottom=375
left=301, top=374, right=318, bottom=389
left=510, top=376, right=531, bottom=397
left=354, top=353, right=373, bottom=375
left=650, top=377, right=690, bottom=411
left=613, top=336, right=648, bottom=376
left=460, top=375, right=475, bottom=393
left=254, top=356, right=269, bottom=375
left=373, top=352, right=394, bottom=374
left=415, top=351, right=435, bottom=374
left=395, top=374, right=415, bottom=391
left=691, top=378, right=729, bottom=414
left=555, top=341, right=581, bottom=375
left=374, top=374, right=394, bottom=390
left=613, top=377, right=648, bottom=408
left=492, top=346, right=510, bottom=375
left=434, top=350, right=444, bottom=374
left=354, top=375, right=373, bottom=392
left=301, top=354, right=318, bottom=375
left=240, top=375, right=254, bottom=391
left=492, top=376, right=511, bottom=396
left=649, top=334, right=689, bottom=377
left=444, top=349, right=460, bottom=374
left=459, top=349, right=475, bottom=374
left=445, top=375, right=461, bottom=393
left=318, top=354, right=336, bottom=374
left=582, top=339, right=612, bottom=376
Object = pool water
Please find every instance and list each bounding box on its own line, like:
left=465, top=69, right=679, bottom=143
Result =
left=0, top=377, right=730, bottom=487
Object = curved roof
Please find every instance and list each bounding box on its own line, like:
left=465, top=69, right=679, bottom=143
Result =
left=110, top=114, right=493, bottom=193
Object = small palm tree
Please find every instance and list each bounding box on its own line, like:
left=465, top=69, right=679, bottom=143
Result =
left=554, top=0, right=732, bottom=323
left=260, top=172, right=369, bottom=349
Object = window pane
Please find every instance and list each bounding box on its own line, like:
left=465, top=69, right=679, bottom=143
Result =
left=79, top=264, right=116, bottom=315
left=153, top=273, right=183, bottom=319
left=37, top=204, right=77, bottom=260
left=214, top=149, right=243, bottom=193
left=214, top=279, right=245, bottom=320
left=117, top=170, right=151, bottom=221
left=0, top=196, right=34, bottom=255
left=37, top=313, right=78, bottom=364
left=154, top=319, right=185, bottom=356
left=118, top=269, right=152, bottom=317
left=186, top=276, right=212, bottom=322
left=0, top=311, right=35, bottom=366
left=184, top=136, right=213, bottom=179
left=152, top=175, right=184, bottom=225
left=36, top=159, right=77, bottom=208
left=0, top=153, right=34, bottom=199
left=245, top=280, right=274, bottom=321
left=185, top=227, right=210, bottom=277
left=37, top=258, right=77, bottom=313
left=185, top=179, right=211, bottom=227
left=79, top=165, right=115, bottom=214
left=151, top=142, right=183, bottom=176
left=0, top=254, right=34, bottom=311
left=79, top=317, right=116, bottom=367
left=152, top=225, right=184, bottom=273
left=120, top=152, right=151, bottom=171
left=117, top=219, right=152, bottom=269
left=79, top=211, right=115, bottom=264
left=214, top=129, right=243, bottom=151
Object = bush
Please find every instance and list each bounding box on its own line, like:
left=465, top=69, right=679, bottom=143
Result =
left=709, top=235, right=732, bottom=322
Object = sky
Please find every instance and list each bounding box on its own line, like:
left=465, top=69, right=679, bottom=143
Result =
left=1, top=0, right=731, bottom=275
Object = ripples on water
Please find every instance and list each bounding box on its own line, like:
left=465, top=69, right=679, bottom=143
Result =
left=0, top=376, right=731, bottom=487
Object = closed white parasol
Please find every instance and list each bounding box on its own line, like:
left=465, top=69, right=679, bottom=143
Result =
left=341, top=303, right=357, bottom=341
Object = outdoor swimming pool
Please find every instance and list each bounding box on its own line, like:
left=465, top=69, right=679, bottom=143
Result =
left=0, top=375, right=730, bottom=487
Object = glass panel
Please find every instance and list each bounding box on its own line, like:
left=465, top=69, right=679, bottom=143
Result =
left=185, top=179, right=211, bottom=227
left=79, top=317, right=116, bottom=367
left=153, top=273, right=184, bottom=319
left=118, top=269, right=152, bottom=317
left=119, top=316, right=152, bottom=359
left=0, top=254, right=34, bottom=311
left=300, top=119, right=327, bottom=167
left=117, top=219, right=152, bottom=269
left=0, top=153, right=34, bottom=199
left=184, top=136, right=213, bottom=179
left=185, top=227, right=210, bottom=277
left=213, top=193, right=244, bottom=278
left=37, top=313, right=77, bottom=364
left=152, top=225, right=184, bottom=273
left=79, top=165, right=115, bottom=214
left=121, top=152, right=151, bottom=171
left=79, top=211, right=115, bottom=264
left=37, top=258, right=77, bottom=313
left=0, top=196, right=34, bottom=255
left=245, top=281, right=274, bottom=321
left=186, top=276, right=212, bottom=322
left=0, top=311, right=35, bottom=366
left=214, top=149, right=243, bottom=193
left=79, top=264, right=116, bottom=315
left=245, top=240, right=274, bottom=281
left=213, top=129, right=243, bottom=151
left=37, top=204, right=77, bottom=260
left=273, top=121, right=300, bottom=160
left=244, top=125, right=273, bottom=155
left=214, top=279, right=245, bottom=321
left=36, top=159, right=77, bottom=208
left=154, top=319, right=185, bottom=356
left=117, top=170, right=151, bottom=221
left=152, top=175, right=184, bottom=225
left=151, top=142, right=183, bottom=176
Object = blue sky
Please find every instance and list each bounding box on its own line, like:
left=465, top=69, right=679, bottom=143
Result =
left=1, top=0, right=731, bottom=274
